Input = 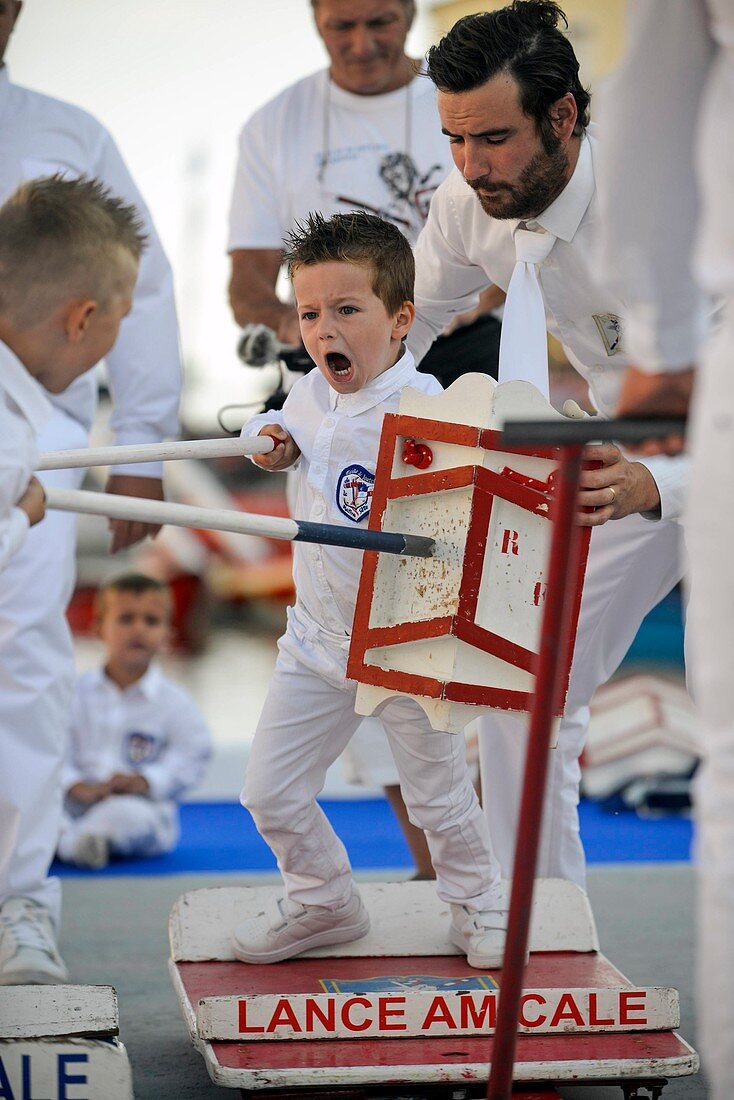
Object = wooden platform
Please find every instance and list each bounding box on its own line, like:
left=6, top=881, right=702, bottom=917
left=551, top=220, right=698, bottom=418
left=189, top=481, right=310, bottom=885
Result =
left=181, top=951, right=680, bottom=1042
left=169, top=881, right=698, bottom=1094
left=0, top=984, right=133, bottom=1099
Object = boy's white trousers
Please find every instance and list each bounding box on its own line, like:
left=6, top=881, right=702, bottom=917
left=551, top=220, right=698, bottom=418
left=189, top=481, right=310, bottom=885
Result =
left=0, top=409, right=87, bottom=928
left=242, top=606, right=501, bottom=911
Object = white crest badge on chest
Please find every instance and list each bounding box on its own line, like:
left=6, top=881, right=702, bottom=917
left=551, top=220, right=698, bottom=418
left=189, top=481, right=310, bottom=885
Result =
left=336, top=464, right=375, bottom=523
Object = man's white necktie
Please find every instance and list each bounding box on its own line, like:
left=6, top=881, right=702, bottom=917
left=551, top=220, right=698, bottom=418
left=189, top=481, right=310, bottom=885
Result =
left=498, top=226, right=557, bottom=399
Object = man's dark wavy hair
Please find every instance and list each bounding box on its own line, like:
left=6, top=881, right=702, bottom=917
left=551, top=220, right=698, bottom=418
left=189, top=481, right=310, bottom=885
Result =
left=426, top=2, right=590, bottom=149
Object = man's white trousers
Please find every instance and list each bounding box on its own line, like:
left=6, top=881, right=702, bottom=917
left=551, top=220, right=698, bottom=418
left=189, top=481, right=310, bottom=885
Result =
left=478, top=505, right=683, bottom=888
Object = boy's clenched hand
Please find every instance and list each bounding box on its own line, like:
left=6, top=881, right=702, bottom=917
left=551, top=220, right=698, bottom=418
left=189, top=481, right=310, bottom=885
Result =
left=17, top=476, right=46, bottom=526
left=253, top=425, right=301, bottom=471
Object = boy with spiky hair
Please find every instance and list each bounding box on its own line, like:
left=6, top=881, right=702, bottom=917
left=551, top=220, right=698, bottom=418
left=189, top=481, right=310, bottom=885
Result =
left=233, top=211, right=506, bottom=969
left=0, top=173, right=144, bottom=574
left=57, top=573, right=211, bottom=870
left=0, top=173, right=145, bottom=984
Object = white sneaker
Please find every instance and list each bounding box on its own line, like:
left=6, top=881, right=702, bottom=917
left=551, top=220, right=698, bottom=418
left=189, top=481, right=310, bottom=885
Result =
left=73, top=834, right=110, bottom=870
left=450, top=903, right=508, bottom=969
left=0, top=897, right=69, bottom=985
left=233, top=887, right=370, bottom=964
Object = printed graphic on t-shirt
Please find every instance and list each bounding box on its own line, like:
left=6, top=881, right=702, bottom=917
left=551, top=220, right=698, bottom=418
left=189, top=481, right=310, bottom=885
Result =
left=320, top=148, right=443, bottom=243
left=336, top=464, right=375, bottom=523
left=125, top=731, right=162, bottom=766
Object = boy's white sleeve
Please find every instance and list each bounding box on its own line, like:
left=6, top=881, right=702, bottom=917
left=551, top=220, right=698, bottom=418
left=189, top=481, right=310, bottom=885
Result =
left=0, top=508, right=30, bottom=574
left=0, top=442, right=32, bottom=573
left=241, top=384, right=304, bottom=470
left=242, top=408, right=288, bottom=445
left=139, top=689, right=212, bottom=802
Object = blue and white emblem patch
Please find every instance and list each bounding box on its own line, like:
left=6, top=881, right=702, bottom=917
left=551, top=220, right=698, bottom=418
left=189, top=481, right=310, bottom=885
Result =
left=336, top=464, right=374, bottom=523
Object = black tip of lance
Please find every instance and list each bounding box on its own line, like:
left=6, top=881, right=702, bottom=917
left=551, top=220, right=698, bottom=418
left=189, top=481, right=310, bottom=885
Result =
left=294, top=521, right=435, bottom=557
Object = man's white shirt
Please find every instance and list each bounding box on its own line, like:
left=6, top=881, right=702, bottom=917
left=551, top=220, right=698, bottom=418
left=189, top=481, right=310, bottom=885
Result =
left=0, top=65, right=181, bottom=477
left=243, top=348, right=441, bottom=636
left=228, top=69, right=451, bottom=251
left=409, top=126, right=686, bottom=519
left=63, top=664, right=212, bottom=803
left=0, top=341, right=52, bottom=572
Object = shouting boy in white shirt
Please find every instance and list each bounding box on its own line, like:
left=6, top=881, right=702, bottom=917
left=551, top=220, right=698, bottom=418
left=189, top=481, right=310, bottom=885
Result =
left=57, top=574, right=212, bottom=869
left=234, top=211, right=505, bottom=969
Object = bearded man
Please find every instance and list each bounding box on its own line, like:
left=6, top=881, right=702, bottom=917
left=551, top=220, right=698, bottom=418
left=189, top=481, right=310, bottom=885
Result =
left=408, top=1, right=687, bottom=891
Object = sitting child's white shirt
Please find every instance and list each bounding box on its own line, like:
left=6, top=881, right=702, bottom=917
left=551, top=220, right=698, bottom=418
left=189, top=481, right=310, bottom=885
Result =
left=58, top=663, right=212, bottom=863
left=243, top=347, right=441, bottom=638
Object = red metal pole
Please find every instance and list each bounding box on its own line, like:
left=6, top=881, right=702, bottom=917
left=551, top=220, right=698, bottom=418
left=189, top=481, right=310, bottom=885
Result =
left=487, top=444, right=584, bottom=1099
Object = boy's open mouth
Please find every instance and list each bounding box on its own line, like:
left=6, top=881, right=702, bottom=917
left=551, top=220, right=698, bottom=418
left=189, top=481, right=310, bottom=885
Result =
left=326, top=352, right=353, bottom=379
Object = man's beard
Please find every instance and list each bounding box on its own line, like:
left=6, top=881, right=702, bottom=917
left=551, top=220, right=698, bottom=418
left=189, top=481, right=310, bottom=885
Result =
left=466, top=142, right=570, bottom=220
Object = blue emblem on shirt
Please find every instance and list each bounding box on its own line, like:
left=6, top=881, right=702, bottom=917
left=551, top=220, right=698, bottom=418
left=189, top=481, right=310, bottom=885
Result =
left=336, top=464, right=375, bottom=523
left=125, top=731, right=162, bottom=766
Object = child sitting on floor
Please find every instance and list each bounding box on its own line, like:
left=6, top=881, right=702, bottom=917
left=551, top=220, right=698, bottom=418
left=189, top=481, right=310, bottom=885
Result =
left=233, top=211, right=506, bottom=969
left=57, top=573, right=211, bottom=868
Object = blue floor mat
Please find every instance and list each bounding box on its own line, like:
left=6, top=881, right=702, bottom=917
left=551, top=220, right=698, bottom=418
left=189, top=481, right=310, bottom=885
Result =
left=51, top=797, right=692, bottom=877
left=53, top=590, right=688, bottom=877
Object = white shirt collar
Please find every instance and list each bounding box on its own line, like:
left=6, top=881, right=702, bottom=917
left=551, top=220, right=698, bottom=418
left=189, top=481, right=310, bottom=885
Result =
left=94, top=662, right=163, bottom=700
left=332, top=345, right=416, bottom=417
left=525, top=130, right=595, bottom=244
left=0, top=340, right=53, bottom=434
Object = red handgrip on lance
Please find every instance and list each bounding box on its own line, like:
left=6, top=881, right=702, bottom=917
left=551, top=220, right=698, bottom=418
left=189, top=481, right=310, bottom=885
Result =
left=401, top=437, right=433, bottom=469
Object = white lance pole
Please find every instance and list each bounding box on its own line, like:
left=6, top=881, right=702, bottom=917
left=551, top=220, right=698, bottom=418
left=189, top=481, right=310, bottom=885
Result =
left=44, top=488, right=435, bottom=558
left=37, top=435, right=274, bottom=471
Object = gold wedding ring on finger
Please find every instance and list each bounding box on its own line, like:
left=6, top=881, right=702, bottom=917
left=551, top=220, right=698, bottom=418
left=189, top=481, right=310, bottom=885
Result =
left=608, top=486, right=617, bottom=505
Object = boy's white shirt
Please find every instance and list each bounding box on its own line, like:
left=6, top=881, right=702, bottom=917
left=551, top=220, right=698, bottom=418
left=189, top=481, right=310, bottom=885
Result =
left=0, top=339, right=52, bottom=572
left=63, top=662, right=212, bottom=803
left=243, top=346, right=441, bottom=638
